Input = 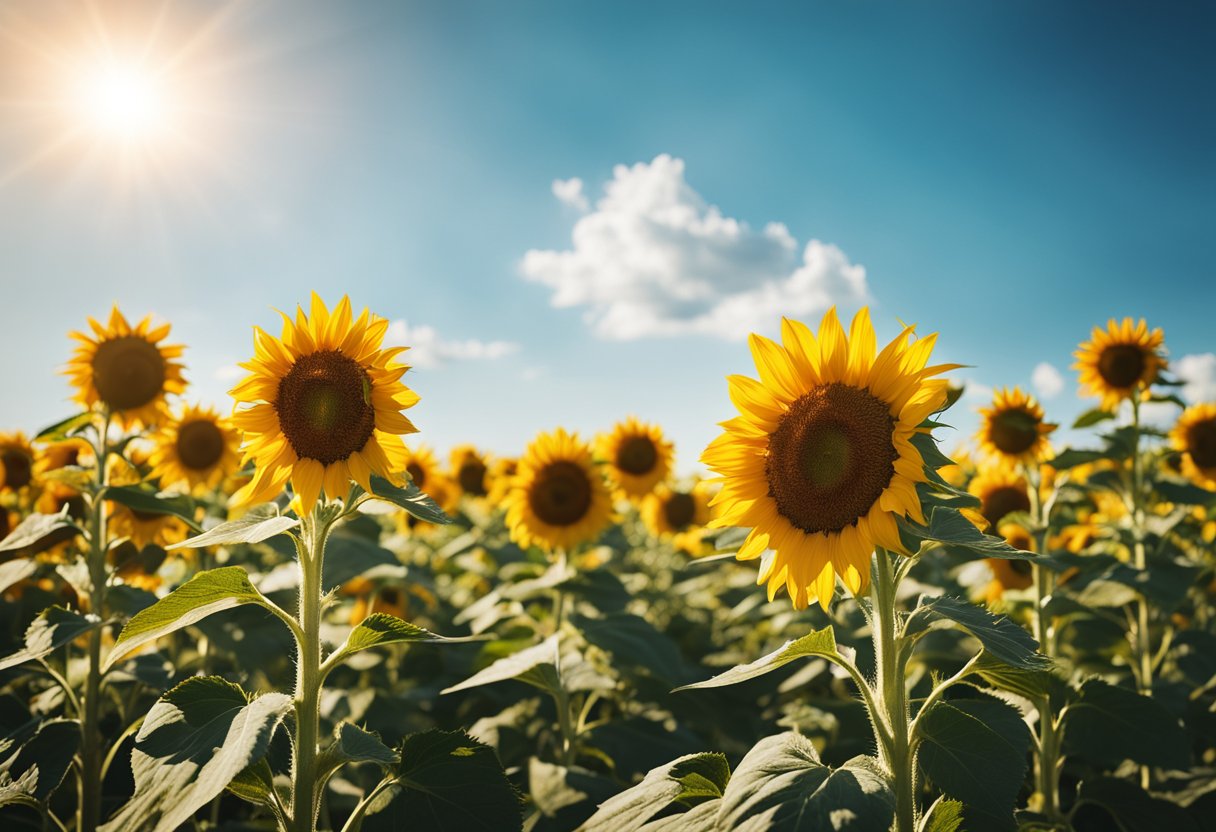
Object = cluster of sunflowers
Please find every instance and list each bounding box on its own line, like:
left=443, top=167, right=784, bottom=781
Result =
left=0, top=298, right=1213, bottom=832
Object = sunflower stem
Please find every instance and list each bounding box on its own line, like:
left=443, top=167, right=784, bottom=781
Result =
left=551, top=547, right=576, bottom=766
left=872, top=548, right=916, bottom=832
left=1129, top=395, right=1154, bottom=790
left=292, top=506, right=331, bottom=832
left=78, top=409, right=111, bottom=832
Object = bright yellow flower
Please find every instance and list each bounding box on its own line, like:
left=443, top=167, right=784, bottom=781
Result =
left=449, top=445, right=490, bottom=498
left=967, top=466, right=1032, bottom=531
left=641, top=480, right=715, bottom=554
left=975, top=387, right=1056, bottom=467
left=597, top=417, right=673, bottom=500
left=148, top=404, right=241, bottom=492
left=108, top=504, right=188, bottom=549
left=65, top=306, right=186, bottom=428
left=506, top=428, right=613, bottom=553
left=0, top=432, right=36, bottom=493
left=230, top=294, right=418, bottom=515
left=1170, top=402, right=1216, bottom=491
left=703, top=307, right=956, bottom=610
left=486, top=456, right=519, bottom=503
left=1074, top=317, right=1166, bottom=411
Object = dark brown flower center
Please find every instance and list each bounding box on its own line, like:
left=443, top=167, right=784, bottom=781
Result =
left=529, top=461, right=593, bottom=527
left=1002, top=527, right=1033, bottom=553
left=1097, top=344, right=1147, bottom=389
left=1187, top=417, right=1216, bottom=469
left=379, top=587, right=401, bottom=606
left=1, top=450, right=32, bottom=490
left=982, top=485, right=1031, bottom=528
left=616, top=436, right=658, bottom=476
left=766, top=383, right=897, bottom=534
left=176, top=420, right=226, bottom=471
left=458, top=460, right=488, bottom=496
left=989, top=408, right=1040, bottom=455
left=276, top=350, right=375, bottom=465
left=91, top=335, right=167, bottom=412
left=663, top=492, right=697, bottom=531
left=407, top=462, right=426, bottom=488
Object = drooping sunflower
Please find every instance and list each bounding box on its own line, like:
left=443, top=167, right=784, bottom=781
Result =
left=65, top=307, right=187, bottom=428
left=1170, top=403, right=1216, bottom=491
left=1074, top=317, right=1166, bottom=411
left=703, top=307, right=956, bottom=610
left=967, top=466, right=1032, bottom=531
left=597, top=417, right=674, bottom=500
left=506, top=428, right=613, bottom=553
left=230, top=294, right=419, bottom=515
left=148, top=404, right=241, bottom=492
left=641, top=480, right=714, bottom=554
left=0, top=432, right=36, bottom=493
left=449, top=445, right=490, bottom=498
left=976, top=387, right=1056, bottom=467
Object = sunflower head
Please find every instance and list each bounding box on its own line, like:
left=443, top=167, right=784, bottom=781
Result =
left=148, top=404, right=241, bottom=492
left=449, top=445, right=490, bottom=498
left=65, top=307, right=186, bottom=428
left=34, top=438, right=95, bottom=479
left=641, top=480, right=716, bottom=555
left=966, top=466, right=1032, bottom=531
left=597, top=417, right=674, bottom=500
left=976, top=387, right=1056, bottom=467
left=0, top=432, right=36, bottom=493
left=230, top=294, right=419, bottom=515
left=487, top=457, right=519, bottom=503
left=1171, top=403, right=1216, bottom=491
left=506, top=428, right=613, bottom=553
left=1074, top=318, right=1166, bottom=411
left=703, top=307, right=957, bottom=610
left=404, top=445, right=442, bottom=493
left=108, top=504, right=188, bottom=550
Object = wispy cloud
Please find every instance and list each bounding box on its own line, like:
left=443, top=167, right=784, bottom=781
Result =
left=521, top=154, right=869, bottom=341
left=385, top=321, right=518, bottom=369
left=1032, top=362, right=1065, bottom=399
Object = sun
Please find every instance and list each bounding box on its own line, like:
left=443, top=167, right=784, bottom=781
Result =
left=75, top=61, right=169, bottom=142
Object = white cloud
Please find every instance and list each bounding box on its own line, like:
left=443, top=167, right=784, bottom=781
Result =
left=551, top=177, right=589, bottom=212
left=214, top=364, right=245, bottom=382
left=385, top=321, right=518, bottom=370
left=961, top=378, right=994, bottom=402
left=1175, top=353, right=1216, bottom=403
left=521, top=154, right=869, bottom=341
left=1032, top=362, right=1065, bottom=399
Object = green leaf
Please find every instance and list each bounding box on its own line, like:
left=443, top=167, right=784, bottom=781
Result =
left=366, top=475, right=450, bottom=524
left=1153, top=478, right=1215, bottom=506
left=897, top=507, right=1040, bottom=562
left=0, top=768, right=40, bottom=810
left=970, top=654, right=1068, bottom=705
left=918, top=797, right=965, bottom=832
left=675, top=627, right=843, bottom=692
left=332, top=613, right=478, bottom=670
left=905, top=596, right=1052, bottom=670
left=322, top=533, right=400, bottom=589
left=915, top=694, right=1031, bottom=827
left=1048, top=448, right=1110, bottom=470
left=1072, top=408, right=1115, bottom=429
left=35, top=412, right=94, bottom=442
left=318, top=722, right=398, bottom=783
left=529, top=759, right=618, bottom=824
left=105, top=486, right=199, bottom=529
left=911, top=431, right=956, bottom=471
left=441, top=636, right=561, bottom=696
left=0, top=559, right=38, bottom=595
left=717, top=733, right=894, bottom=831
left=365, top=729, right=521, bottom=832
left=104, top=566, right=278, bottom=672
left=225, top=759, right=280, bottom=813
left=1062, top=679, right=1190, bottom=768
left=168, top=504, right=298, bottom=549
left=573, top=613, right=687, bottom=683
left=579, top=752, right=730, bottom=832
left=0, top=511, right=82, bottom=555
left=0, top=606, right=102, bottom=671
left=101, top=676, right=292, bottom=832
left=1073, top=777, right=1201, bottom=832
left=0, top=719, right=80, bottom=802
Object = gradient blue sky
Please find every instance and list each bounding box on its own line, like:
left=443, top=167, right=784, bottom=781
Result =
left=1, top=1, right=1212, bottom=469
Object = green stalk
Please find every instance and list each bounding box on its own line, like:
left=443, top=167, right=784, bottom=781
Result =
left=292, top=507, right=331, bottom=832
left=1128, top=396, right=1153, bottom=790
left=78, top=412, right=111, bottom=832
left=551, top=547, right=575, bottom=766
left=1025, top=465, right=1062, bottom=821
left=872, top=549, right=915, bottom=832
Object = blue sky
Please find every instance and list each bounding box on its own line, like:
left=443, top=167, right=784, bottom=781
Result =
left=0, top=1, right=1212, bottom=469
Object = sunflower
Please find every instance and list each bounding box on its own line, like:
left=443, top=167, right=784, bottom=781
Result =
left=34, top=438, right=95, bottom=478
left=487, top=457, right=519, bottom=503
left=983, top=531, right=1035, bottom=604
left=1074, top=317, right=1166, bottom=411
left=404, top=445, right=443, bottom=493
left=449, top=445, right=490, bottom=498
left=108, top=504, right=188, bottom=549
left=641, top=480, right=715, bottom=554
left=65, top=306, right=186, bottom=428
left=397, top=467, right=459, bottom=535
left=230, top=294, right=419, bottom=515
left=967, top=466, right=1032, bottom=531
left=506, top=428, right=613, bottom=553
left=108, top=541, right=168, bottom=592
left=976, top=387, right=1056, bottom=467
left=1170, top=403, right=1216, bottom=491
left=597, top=417, right=673, bottom=500
left=703, top=307, right=956, bottom=610
left=148, top=404, right=241, bottom=492
left=0, top=432, right=36, bottom=494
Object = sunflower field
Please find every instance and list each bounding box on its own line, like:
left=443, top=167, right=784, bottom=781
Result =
left=0, top=297, right=1213, bottom=832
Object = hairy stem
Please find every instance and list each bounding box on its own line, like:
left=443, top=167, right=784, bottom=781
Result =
left=872, top=549, right=915, bottom=832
